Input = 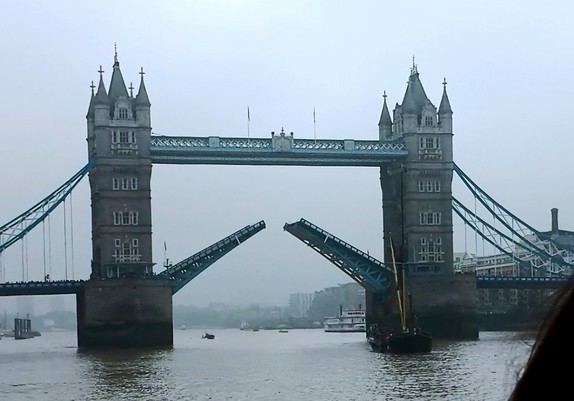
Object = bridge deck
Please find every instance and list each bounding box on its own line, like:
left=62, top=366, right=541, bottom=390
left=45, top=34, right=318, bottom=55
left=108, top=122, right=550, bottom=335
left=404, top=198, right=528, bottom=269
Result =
left=0, top=281, right=86, bottom=296
left=150, top=135, right=407, bottom=166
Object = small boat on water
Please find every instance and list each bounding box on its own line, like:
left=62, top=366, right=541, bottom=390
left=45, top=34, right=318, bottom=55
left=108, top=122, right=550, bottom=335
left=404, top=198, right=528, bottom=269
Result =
left=201, top=332, right=215, bottom=340
left=324, top=305, right=366, bottom=333
left=278, top=329, right=289, bottom=333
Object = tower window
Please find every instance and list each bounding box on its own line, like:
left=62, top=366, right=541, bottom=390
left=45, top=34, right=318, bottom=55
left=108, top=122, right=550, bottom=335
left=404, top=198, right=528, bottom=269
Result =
left=424, top=116, right=433, bottom=127
left=112, top=130, right=136, bottom=144
left=118, top=107, right=128, bottom=119
left=112, top=177, right=138, bottom=190
left=420, top=212, right=442, bottom=225
left=418, top=179, right=441, bottom=192
left=113, top=211, right=139, bottom=225
left=112, top=238, right=141, bottom=263
left=419, top=136, right=440, bottom=149
left=418, top=237, right=444, bottom=262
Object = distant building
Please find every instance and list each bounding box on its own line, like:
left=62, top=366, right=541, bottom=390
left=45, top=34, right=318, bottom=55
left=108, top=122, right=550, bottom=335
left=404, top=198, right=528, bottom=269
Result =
left=306, top=282, right=365, bottom=320
left=288, top=292, right=315, bottom=318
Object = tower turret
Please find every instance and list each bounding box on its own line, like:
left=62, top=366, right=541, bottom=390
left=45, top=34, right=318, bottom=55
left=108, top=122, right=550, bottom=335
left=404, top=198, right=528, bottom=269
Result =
left=438, top=78, right=453, bottom=133
left=135, top=67, right=151, bottom=127
left=94, top=69, right=110, bottom=126
left=378, top=91, right=393, bottom=140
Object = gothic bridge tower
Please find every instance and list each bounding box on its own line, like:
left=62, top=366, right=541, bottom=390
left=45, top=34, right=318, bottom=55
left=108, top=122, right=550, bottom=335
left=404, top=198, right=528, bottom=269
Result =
left=79, top=52, right=173, bottom=348
left=372, top=62, right=478, bottom=339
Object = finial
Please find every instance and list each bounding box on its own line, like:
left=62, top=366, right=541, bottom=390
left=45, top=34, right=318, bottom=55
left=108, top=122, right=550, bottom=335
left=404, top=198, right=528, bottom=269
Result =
left=90, top=80, right=95, bottom=95
left=281, top=127, right=285, bottom=135
left=442, top=77, right=448, bottom=88
left=129, top=82, right=134, bottom=97
left=383, top=90, right=387, bottom=100
left=139, top=67, right=145, bottom=79
left=410, top=56, right=418, bottom=75
left=114, top=43, right=118, bottom=64
left=98, top=65, right=104, bottom=77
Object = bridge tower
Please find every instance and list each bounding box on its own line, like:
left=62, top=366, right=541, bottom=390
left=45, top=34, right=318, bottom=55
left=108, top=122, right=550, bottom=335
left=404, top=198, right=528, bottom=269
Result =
left=373, top=62, right=478, bottom=338
left=78, top=52, right=173, bottom=348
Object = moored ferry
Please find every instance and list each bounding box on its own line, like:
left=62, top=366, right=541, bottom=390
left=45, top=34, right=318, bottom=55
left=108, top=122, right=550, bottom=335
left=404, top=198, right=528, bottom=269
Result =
left=324, top=305, right=366, bottom=333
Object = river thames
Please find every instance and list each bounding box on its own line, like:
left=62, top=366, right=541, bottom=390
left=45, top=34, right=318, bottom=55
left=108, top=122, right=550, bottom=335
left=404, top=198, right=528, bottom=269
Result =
left=0, top=329, right=533, bottom=401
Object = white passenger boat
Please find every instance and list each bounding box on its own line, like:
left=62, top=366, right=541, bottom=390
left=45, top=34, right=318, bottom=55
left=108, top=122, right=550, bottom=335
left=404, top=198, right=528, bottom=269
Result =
left=324, top=305, right=366, bottom=333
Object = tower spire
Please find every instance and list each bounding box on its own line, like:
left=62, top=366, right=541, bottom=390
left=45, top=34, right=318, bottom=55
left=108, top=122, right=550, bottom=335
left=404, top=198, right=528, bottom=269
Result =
left=438, top=77, right=453, bottom=115
left=411, top=55, right=418, bottom=75
left=135, top=66, right=151, bottom=107
left=108, top=51, right=128, bottom=100
left=379, top=90, right=393, bottom=139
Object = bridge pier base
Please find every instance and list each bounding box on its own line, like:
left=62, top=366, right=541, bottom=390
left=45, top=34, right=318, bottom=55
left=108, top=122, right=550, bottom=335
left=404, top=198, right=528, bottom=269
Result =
left=76, top=279, right=173, bottom=348
left=366, top=274, right=478, bottom=340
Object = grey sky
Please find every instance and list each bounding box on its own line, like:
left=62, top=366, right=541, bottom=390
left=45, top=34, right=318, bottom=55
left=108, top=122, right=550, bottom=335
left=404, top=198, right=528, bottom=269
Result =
left=1, top=0, right=573, bottom=308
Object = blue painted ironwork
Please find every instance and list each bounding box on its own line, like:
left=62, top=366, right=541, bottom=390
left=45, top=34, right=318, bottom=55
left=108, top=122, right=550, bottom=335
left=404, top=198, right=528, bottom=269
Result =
left=452, top=197, right=573, bottom=275
left=149, top=134, right=407, bottom=166
left=157, top=221, right=266, bottom=294
left=0, top=160, right=93, bottom=254
left=476, top=275, right=569, bottom=290
left=283, top=218, right=392, bottom=292
left=453, top=164, right=574, bottom=275
left=0, top=280, right=86, bottom=296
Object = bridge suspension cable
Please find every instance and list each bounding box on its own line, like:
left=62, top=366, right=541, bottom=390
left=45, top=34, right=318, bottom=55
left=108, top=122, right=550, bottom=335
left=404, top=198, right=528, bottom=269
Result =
left=0, top=160, right=92, bottom=255
left=453, top=163, right=574, bottom=275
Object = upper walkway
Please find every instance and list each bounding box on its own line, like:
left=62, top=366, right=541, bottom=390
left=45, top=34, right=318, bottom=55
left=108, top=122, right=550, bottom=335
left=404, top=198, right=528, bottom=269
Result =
left=149, top=134, right=407, bottom=166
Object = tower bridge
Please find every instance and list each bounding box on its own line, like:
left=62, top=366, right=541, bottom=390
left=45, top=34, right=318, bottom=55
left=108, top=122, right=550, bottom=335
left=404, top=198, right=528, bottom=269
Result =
left=1, top=55, right=571, bottom=348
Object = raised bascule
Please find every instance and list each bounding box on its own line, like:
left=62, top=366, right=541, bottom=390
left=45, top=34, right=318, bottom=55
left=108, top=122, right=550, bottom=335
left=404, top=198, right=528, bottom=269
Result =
left=1, top=54, right=572, bottom=348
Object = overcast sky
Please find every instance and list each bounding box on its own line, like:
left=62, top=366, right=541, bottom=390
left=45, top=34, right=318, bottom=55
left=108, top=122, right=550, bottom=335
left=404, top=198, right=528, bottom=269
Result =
left=1, top=0, right=573, bottom=309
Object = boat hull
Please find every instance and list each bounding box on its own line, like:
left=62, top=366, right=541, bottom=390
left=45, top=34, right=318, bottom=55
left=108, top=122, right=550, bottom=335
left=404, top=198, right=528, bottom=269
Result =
left=387, top=331, right=432, bottom=354
left=324, top=328, right=365, bottom=333
left=367, top=336, right=388, bottom=353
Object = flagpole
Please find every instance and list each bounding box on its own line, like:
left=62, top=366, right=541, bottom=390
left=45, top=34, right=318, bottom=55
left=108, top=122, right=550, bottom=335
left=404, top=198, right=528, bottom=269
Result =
left=313, top=107, right=316, bottom=143
left=247, top=106, right=250, bottom=140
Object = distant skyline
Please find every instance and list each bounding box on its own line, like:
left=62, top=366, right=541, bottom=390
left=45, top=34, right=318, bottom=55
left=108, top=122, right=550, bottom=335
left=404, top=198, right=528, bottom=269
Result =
left=1, top=0, right=573, bottom=307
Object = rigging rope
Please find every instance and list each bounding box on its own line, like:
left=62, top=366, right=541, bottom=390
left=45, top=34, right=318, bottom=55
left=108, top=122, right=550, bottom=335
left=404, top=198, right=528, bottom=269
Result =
left=70, top=192, right=75, bottom=280
left=63, top=198, right=68, bottom=280
left=43, top=220, right=47, bottom=280
left=0, top=250, right=4, bottom=282
left=21, top=239, right=24, bottom=281
left=25, top=235, right=29, bottom=281
left=48, top=214, right=52, bottom=279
